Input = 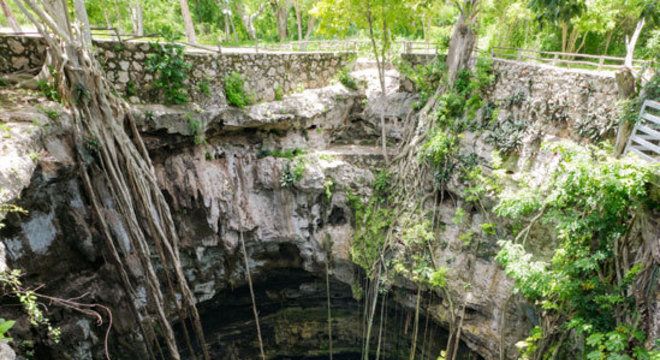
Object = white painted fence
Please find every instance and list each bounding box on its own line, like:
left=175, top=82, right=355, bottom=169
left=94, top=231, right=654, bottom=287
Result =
left=625, top=100, right=660, bottom=163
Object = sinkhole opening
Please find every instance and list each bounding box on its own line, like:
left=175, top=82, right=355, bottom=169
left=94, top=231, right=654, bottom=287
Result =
left=176, top=267, right=481, bottom=360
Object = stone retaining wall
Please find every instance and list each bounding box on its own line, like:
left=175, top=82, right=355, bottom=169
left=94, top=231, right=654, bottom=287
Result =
left=489, top=58, right=620, bottom=142
left=0, top=35, right=354, bottom=104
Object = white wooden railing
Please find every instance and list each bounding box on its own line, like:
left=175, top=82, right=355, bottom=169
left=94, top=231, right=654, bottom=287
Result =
left=625, top=100, right=660, bottom=163
left=490, top=46, right=650, bottom=71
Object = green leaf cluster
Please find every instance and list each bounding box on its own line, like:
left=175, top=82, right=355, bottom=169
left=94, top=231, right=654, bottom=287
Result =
left=146, top=42, right=192, bottom=104
left=495, top=142, right=659, bottom=359
left=223, top=72, right=254, bottom=108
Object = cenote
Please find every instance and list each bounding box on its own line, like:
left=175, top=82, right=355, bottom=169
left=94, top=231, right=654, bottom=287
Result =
left=175, top=268, right=480, bottom=360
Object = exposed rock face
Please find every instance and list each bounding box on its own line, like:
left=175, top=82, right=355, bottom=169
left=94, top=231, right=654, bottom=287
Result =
left=1, top=58, right=651, bottom=360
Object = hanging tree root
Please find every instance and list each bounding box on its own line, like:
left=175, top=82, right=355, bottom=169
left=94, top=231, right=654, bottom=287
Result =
left=15, top=1, right=210, bottom=359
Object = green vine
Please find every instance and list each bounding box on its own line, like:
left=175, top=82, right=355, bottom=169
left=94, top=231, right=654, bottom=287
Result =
left=146, top=42, right=192, bottom=104
left=494, top=142, right=659, bottom=360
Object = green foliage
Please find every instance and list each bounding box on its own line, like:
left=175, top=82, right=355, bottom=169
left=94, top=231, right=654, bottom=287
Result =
left=495, top=142, right=658, bottom=359
left=619, top=71, right=660, bottom=126
left=419, top=130, right=459, bottom=168
left=0, top=319, right=15, bottom=341
left=196, top=80, right=211, bottom=97
left=428, top=267, right=448, bottom=288
left=36, top=78, right=60, bottom=103
left=434, top=57, right=495, bottom=133
left=145, top=42, right=191, bottom=104
left=338, top=68, right=358, bottom=90
left=280, top=158, right=307, bottom=188
left=0, top=269, right=60, bottom=343
left=186, top=113, right=206, bottom=145
left=347, top=170, right=394, bottom=278
left=397, top=57, right=446, bottom=110
left=372, top=170, right=392, bottom=198
left=274, top=84, right=284, bottom=101
left=223, top=72, right=253, bottom=108
left=324, top=178, right=335, bottom=202
left=527, top=0, right=586, bottom=26
left=0, top=78, right=9, bottom=87
left=401, top=221, right=435, bottom=247
left=125, top=80, right=137, bottom=97
left=486, top=116, right=526, bottom=153
left=37, top=106, right=59, bottom=121
left=259, top=147, right=306, bottom=159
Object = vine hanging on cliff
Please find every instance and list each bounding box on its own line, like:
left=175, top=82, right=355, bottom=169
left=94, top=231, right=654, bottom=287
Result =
left=494, top=142, right=659, bottom=360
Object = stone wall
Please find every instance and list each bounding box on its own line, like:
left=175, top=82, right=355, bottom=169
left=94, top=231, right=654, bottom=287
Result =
left=488, top=59, right=620, bottom=142
left=397, top=53, right=620, bottom=142
left=400, top=53, right=440, bottom=67
left=0, top=35, right=354, bottom=104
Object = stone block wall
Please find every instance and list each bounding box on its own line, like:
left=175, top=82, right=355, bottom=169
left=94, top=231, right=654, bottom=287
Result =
left=0, top=35, right=354, bottom=104
left=488, top=59, right=620, bottom=141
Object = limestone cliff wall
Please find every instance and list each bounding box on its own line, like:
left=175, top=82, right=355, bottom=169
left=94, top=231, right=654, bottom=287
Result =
left=0, top=57, right=647, bottom=360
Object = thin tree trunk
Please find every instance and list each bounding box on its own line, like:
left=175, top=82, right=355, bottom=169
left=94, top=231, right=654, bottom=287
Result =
left=72, top=0, right=91, bottom=45
left=130, top=0, right=144, bottom=36
left=224, top=12, right=230, bottom=40
left=271, top=0, right=289, bottom=42
left=614, top=68, right=637, bottom=156
left=302, top=15, right=314, bottom=50
left=603, top=29, right=613, bottom=55
left=625, top=19, right=645, bottom=68
left=365, top=0, right=389, bottom=164
left=240, top=230, right=266, bottom=360
left=561, top=22, right=568, bottom=53
left=180, top=0, right=197, bottom=43
left=0, top=0, right=21, bottom=32
left=450, top=302, right=467, bottom=360
left=294, top=0, right=302, bottom=41
left=238, top=2, right=266, bottom=40
left=113, top=0, right=124, bottom=35
left=229, top=12, right=238, bottom=43
left=362, top=265, right=382, bottom=360
left=375, top=291, right=387, bottom=360
left=446, top=0, right=479, bottom=85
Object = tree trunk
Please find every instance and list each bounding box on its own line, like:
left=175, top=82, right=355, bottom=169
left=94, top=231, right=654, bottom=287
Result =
left=302, top=15, right=314, bottom=50
left=294, top=0, right=302, bottom=41
left=365, top=0, right=389, bottom=164
left=180, top=0, right=197, bottom=44
left=0, top=0, right=21, bottom=32
left=625, top=19, right=645, bottom=68
left=603, top=29, right=613, bottom=55
left=113, top=0, right=124, bottom=35
left=229, top=12, right=238, bottom=43
left=271, top=0, right=289, bottom=42
left=130, top=0, right=144, bottom=36
left=446, top=2, right=478, bottom=86
left=614, top=68, right=638, bottom=156
left=237, top=1, right=266, bottom=40
left=72, top=0, right=91, bottom=45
